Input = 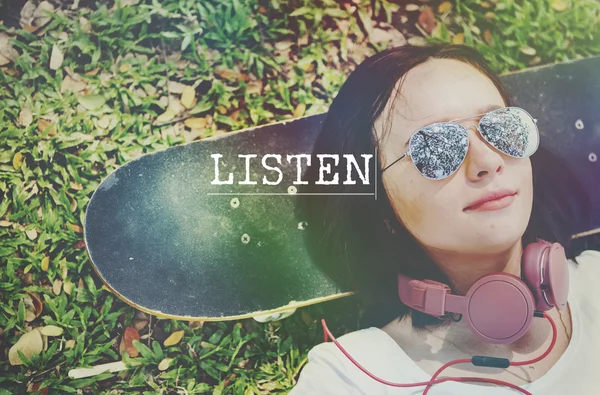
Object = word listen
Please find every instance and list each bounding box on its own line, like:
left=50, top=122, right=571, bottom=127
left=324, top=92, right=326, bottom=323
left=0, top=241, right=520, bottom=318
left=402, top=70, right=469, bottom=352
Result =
left=211, top=154, right=373, bottom=185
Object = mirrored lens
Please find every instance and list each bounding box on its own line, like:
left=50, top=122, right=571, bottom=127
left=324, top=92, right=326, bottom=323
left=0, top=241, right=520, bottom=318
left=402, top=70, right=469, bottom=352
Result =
left=409, top=123, right=469, bottom=180
left=478, top=107, right=539, bottom=158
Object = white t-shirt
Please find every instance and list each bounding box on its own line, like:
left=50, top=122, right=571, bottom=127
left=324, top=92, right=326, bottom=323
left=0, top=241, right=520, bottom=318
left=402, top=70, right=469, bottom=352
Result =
left=290, top=249, right=600, bottom=394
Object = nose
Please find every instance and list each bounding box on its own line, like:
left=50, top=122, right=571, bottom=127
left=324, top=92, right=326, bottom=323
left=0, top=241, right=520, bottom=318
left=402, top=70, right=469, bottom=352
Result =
left=463, top=123, right=505, bottom=180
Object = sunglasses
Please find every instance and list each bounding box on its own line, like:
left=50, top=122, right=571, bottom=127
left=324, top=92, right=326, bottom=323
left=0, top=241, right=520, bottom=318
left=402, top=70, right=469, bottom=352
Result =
left=380, top=106, right=539, bottom=180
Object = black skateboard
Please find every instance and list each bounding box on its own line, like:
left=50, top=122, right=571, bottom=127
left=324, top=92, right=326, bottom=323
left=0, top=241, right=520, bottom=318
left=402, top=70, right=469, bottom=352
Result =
left=84, top=55, right=600, bottom=322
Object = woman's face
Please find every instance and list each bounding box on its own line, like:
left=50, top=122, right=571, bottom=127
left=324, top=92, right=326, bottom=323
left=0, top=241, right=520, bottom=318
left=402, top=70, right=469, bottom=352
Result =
left=375, top=58, right=534, bottom=255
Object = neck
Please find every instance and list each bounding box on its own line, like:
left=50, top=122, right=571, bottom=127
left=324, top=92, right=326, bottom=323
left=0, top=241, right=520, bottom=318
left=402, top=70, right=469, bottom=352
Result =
left=426, top=240, right=523, bottom=296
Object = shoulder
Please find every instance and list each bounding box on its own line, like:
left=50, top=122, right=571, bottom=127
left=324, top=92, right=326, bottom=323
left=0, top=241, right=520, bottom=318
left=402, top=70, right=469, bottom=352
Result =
left=569, top=249, right=600, bottom=282
left=289, top=328, right=390, bottom=395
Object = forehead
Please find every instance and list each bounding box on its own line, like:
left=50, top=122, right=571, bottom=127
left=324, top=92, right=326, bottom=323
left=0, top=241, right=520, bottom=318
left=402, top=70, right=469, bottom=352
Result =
left=374, top=58, right=505, bottom=143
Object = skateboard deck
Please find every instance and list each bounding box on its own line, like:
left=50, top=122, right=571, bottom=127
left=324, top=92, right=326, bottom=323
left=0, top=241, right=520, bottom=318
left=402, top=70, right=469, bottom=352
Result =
left=84, top=55, right=600, bottom=322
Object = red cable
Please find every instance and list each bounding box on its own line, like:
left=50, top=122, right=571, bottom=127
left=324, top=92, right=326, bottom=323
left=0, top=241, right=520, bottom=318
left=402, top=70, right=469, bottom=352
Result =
left=321, top=312, right=557, bottom=394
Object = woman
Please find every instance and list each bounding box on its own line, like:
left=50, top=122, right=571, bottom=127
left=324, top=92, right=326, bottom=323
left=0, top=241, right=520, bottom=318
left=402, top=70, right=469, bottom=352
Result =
left=290, top=43, right=600, bottom=394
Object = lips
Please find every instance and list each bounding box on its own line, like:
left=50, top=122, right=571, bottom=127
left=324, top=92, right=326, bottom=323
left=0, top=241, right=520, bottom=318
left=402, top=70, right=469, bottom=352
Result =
left=464, top=190, right=517, bottom=211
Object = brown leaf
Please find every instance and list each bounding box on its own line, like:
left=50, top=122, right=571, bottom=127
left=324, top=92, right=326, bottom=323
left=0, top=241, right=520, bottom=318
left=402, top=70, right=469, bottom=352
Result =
left=246, top=80, right=263, bottom=95
left=214, top=65, right=237, bottom=80
left=26, top=292, right=43, bottom=319
left=70, top=223, right=83, bottom=233
left=29, top=383, right=49, bottom=395
left=188, top=320, right=204, bottom=330
left=418, top=7, right=436, bottom=34
left=484, top=29, right=494, bottom=45
left=37, top=119, right=57, bottom=136
left=85, top=68, right=100, bottom=76
left=123, top=327, right=140, bottom=357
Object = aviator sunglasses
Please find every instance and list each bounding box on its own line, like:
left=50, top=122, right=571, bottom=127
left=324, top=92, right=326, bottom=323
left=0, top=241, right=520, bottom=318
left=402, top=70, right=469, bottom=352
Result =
left=380, top=106, right=539, bottom=180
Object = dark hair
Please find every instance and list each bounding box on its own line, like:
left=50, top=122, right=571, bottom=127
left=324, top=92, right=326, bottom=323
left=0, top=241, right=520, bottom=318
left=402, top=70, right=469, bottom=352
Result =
left=295, top=43, right=591, bottom=331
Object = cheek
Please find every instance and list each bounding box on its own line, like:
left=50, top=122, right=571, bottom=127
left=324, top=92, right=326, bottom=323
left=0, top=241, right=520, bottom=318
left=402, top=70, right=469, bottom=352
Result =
left=385, top=178, right=428, bottom=233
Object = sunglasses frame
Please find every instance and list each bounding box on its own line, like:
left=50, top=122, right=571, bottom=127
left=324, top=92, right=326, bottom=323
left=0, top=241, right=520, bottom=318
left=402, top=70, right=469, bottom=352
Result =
left=380, top=106, right=539, bottom=179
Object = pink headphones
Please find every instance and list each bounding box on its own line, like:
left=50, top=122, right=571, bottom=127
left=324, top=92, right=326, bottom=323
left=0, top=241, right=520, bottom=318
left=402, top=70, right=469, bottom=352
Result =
left=398, top=239, right=569, bottom=344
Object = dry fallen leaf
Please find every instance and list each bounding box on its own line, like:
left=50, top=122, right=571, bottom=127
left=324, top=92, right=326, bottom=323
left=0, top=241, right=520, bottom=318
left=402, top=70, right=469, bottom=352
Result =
left=484, top=29, right=494, bottom=45
left=26, top=292, right=43, bottom=320
left=85, top=68, right=100, bottom=76
left=32, top=1, right=55, bottom=28
left=25, top=228, right=38, bottom=240
left=122, top=327, right=140, bottom=357
left=438, top=1, right=452, bottom=14
left=158, top=357, right=173, bottom=371
left=214, top=65, right=237, bottom=80
left=418, top=7, right=436, bottom=34
left=551, top=0, right=569, bottom=12
left=17, top=107, right=33, bottom=127
left=52, top=279, right=62, bottom=295
left=156, top=108, right=177, bottom=124
left=293, top=103, right=306, bottom=118
left=133, top=319, right=148, bottom=331
left=41, top=325, right=64, bottom=337
left=77, top=95, right=106, bottom=110
left=37, top=119, right=57, bottom=135
left=63, top=281, right=74, bottom=295
left=520, top=46, right=536, bottom=56
left=184, top=117, right=206, bottom=129
left=61, top=75, right=87, bottom=93
left=163, top=330, right=184, bottom=346
left=20, top=1, right=36, bottom=26
left=79, top=16, right=91, bottom=33
left=70, top=223, right=83, bottom=233
left=166, top=80, right=187, bottom=94
left=12, top=152, right=24, bottom=170
left=0, top=33, right=20, bottom=66
left=181, top=86, right=196, bottom=109
left=452, top=32, right=465, bottom=45
left=8, top=329, right=43, bottom=365
left=49, top=44, right=64, bottom=70
left=246, top=80, right=263, bottom=95
left=275, top=40, right=294, bottom=51
left=41, top=255, right=50, bottom=271
left=188, top=320, right=204, bottom=330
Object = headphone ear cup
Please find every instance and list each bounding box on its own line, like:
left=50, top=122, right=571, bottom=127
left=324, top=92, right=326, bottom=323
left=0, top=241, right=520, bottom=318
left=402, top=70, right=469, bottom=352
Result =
left=464, top=274, right=535, bottom=344
left=522, top=240, right=569, bottom=311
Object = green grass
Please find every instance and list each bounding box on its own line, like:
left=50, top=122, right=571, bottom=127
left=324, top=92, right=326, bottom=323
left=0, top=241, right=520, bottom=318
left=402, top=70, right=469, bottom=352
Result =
left=1, top=0, right=599, bottom=393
